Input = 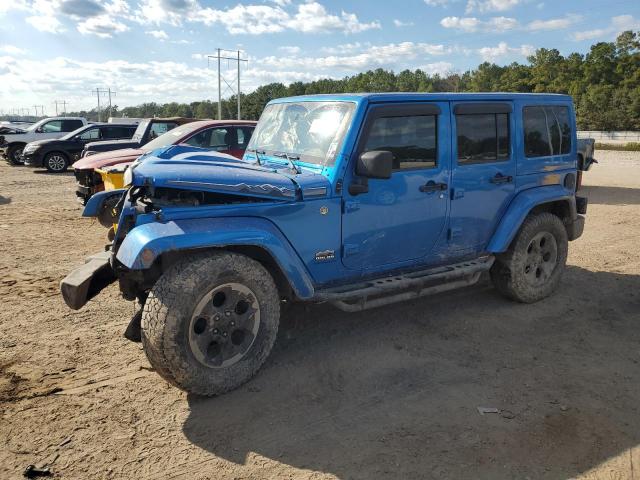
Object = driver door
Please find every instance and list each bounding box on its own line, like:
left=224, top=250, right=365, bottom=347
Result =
left=341, top=102, right=451, bottom=271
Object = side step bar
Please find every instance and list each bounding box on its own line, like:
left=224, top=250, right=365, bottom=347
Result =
left=315, top=256, right=494, bottom=312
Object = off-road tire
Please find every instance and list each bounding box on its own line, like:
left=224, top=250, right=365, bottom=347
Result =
left=44, top=152, right=69, bottom=173
left=141, top=251, right=280, bottom=396
left=8, top=144, right=25, bottom=165
left=490, top=213, right=568, bottom=303
left=97, top=195, right=120, bottom=228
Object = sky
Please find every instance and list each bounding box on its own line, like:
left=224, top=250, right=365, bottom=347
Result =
left=0, top=0, right=638, bottom=115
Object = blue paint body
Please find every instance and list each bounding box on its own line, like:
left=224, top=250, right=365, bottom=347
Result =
left=109, top=92, right=583, bottom=300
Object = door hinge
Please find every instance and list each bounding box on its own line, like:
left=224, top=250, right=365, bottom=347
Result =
left=343, top=200, right=360, bottom=213
left=343, top=244, right=360, bottom=257
left=451, top=188, right=465, bottom=200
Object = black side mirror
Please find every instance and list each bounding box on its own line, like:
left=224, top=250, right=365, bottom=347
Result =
left=356, top=150, right=393, bottom=179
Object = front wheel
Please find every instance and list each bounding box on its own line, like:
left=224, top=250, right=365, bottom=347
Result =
left=141, top=252, right=280, bottom=396
left=44, top=152, right=69, bottom=173
left=490, top=213, right=568, bottom=303
left=7, top=144, right=25, bottom=165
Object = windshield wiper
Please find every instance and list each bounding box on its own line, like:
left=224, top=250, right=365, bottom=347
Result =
left=248, top=148, right=265, bottom=166
left=273, top=152, right=301, bottom=174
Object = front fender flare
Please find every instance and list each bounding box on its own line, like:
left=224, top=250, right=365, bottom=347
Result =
left=83, top=189, right=126, bottom=218
left=115, top=217, right=315, bottom=299
left=487, top=185, right=575, bottom=253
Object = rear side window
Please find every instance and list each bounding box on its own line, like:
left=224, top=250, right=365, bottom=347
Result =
left=523, top=106, right=571, bottom=157
left=102, top=126, right=135, bottom=139
left=62, top=120, right=84, bottom=131
left=363, top=115, right=437, bottom=170
left=456, top=113, right=509, bottom=164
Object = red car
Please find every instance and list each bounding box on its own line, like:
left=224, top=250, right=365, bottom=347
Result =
left=73, top=120, right=257, bottom=204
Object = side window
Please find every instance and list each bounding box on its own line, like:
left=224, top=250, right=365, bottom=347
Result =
left=62, top=120, right=84, bottom=131
left=524, top=106, right=571, bottom=157
left=79, top=128, right=101, bottom=140
left=363, top=115, right=437, bottom=170
left=237, top=127, right=254, bottom=149
left=102, top=126, right=134, bottom=139
left=149, top=122, right=177, bottom=140
left=456, top=113, right=509, bottom=164
left=41, top=120, right=63, bottom=133
left=184, top=129, right=212, bottom=148
left=209, top=128, right=232, bottom=149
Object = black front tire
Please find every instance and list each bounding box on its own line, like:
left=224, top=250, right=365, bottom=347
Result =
left=491, top=213, right=568, bottom=303
left=44, top=152, right=69, bottom=173
left=141, top=252, right=280, bottom=396
left=8, top=144, right=25, bottom=165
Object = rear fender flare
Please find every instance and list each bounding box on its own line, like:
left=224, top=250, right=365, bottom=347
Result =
left=83, top=189, right=127, bottom=218
left=115, top=217, right=315, bottom=299
left=487, top=185, right=575, bottom=253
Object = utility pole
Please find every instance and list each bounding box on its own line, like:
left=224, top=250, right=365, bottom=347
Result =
left=91, top=88, right=116, bottom=122
left=207, top=49, right=247, bottom=120
left=32, top=105, right=44, bottom=117
left=54, top=100, right=68, bottom=116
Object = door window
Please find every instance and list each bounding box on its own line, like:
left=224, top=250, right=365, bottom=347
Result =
left=41, top=120, right=63, bottom=133
left=62, top=120, right=84, bottom=131
left=237, top=127, right=254, bottom=149
left=102, top=126, right=135, bottom=139
left=79, top=128, right=101, bottom=140
left=184, top=129, right=212, bottom=148
left=149, top=122, right=177, bottom=140
left=524, top=106, right=571, bottom=157
left=456, top=113, right=509, bottom=164
left=363, top=115, right=437, bottom=170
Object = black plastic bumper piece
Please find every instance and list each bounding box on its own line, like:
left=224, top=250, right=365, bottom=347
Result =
left=60, top=251, right=115, bottom=310
left=576, top=196, right=588, bottom=215
left=567, top=214, right=585, bottom=241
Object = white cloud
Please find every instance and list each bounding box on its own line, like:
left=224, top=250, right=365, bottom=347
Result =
left=59, top=0, right=105, bottom=18
left=527, top=14, right=581, bottom=31
left=465, top=0, right=519, bottom=14
left=134, top=0, right=380, bottom=35
left=424, top=0, right=453, bottom=6
left=393, top=19, right=414, bottom=27
left=279, top=45, right=301, bottom=55
left=477, top=42, right=534, bottom=61
left=441, top=16, right=517, bottom=32
left=77, top=14, right=129, bottom=37
left=146, top=29, right=168, bottom=40
left=419, top=61, right=455, bottom=75
left=571, top=14, right=640, bottom=41
left=26, top=15, right=64, bottom=33
left=0, top=45, right=27, bottom=55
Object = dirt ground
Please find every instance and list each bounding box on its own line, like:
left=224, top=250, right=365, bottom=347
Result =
left=0, top=151, right=639, bottom=480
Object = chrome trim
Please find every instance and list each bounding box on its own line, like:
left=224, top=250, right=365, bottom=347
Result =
left=302, top=186, right=328, bottom=198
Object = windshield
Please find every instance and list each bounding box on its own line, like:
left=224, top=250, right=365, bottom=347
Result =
left=247, top=101, right=355, bottom=166
left=132, top=120, right=150, bottom=141
left=25, top=119, right=47, bottom=132
left=142, top=123, right=198, bottom=151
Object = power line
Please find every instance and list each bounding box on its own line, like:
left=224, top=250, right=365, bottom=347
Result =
left=91, top=88, right=117, bottom=121
left=207, top=49, right=248, bottom=120
left=54, top=100, right=68, bottom=116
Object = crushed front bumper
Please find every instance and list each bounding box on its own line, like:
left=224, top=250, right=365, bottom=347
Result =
left=60, top=251, right=116, bottom=309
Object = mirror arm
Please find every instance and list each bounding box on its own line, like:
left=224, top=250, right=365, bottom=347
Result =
left=348, top=179, right=369, bottom=196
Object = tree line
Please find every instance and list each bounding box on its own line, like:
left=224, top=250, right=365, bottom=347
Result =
left=70, top=30, right=640, bottom=131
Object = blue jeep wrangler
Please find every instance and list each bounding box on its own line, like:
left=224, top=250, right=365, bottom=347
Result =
left=61, top=93, right=587, bottom=396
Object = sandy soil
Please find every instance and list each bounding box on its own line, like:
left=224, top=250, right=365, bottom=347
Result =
left=0, top=151, right=639, bottom=480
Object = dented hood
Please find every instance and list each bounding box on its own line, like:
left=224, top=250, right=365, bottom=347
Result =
left=129, top=145, right=330, bottom=201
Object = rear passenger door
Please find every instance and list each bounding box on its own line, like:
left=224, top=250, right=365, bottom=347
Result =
left=449, top=102, right=516, bottom=253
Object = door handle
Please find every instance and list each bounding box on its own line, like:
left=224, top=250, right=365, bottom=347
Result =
left=490, top=173, right=513, bottom=184
left=419, top=181, right=448, bottom=193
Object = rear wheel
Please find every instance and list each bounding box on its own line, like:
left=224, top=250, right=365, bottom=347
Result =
left=44, top=152, right=69, bottom=173
left=141, top=252, right=280, bottom=396
left=491, top=213, right=568, bottom=303
left=7, top=144, right=25, bottom=165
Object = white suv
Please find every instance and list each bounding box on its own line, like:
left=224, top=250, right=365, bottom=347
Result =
left=1, top=117, right=87, bottom=165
